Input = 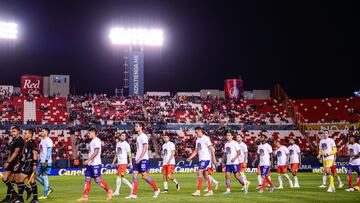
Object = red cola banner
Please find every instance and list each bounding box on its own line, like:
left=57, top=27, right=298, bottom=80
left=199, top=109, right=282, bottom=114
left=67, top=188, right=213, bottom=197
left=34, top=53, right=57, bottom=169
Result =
left=224, top=79, right=243, bottom=100
left=21, top=75, right=43, bottom=95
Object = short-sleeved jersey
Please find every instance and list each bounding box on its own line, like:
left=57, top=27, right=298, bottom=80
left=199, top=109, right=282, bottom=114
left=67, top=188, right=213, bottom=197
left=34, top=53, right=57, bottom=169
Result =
left=224, top=140, right=241, bottom=165
left=162, top=141, right=176, bottom=165
left=23, top=139, right=38, bottom=163
left=136, top=133, right=149, bottom=160
left=9, top=136, right=24, bottom=164
left=288, top=144, right=301, bottom=164
left=196, top=135, right=212, bottom=161
left=275, top=146, right=289, bottom=166
left=348, top=143, right=360, bottom=166
left=238, top=142, right=248, bottom=163
left=319, top=138, right=336, bottom=161
left=88, top=137, right=102, bottom=166
left=116, top=141, right=131, bottom=164
left=39, top=137, right=53, bottom=163
left=257, top=143, right=273, bottom=166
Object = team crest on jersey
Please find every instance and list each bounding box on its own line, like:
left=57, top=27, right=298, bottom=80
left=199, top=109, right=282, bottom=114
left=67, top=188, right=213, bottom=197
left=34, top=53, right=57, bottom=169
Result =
left=289, top=149, right=294, bottom=155
left=321, top=143, right=328, bottom=150
left=259, top=149, right=264, bottom=155
left=349, top=148, right=354, bottom=156
left=163, top=149, right=168, bottom=156
left=197, top=143, right=202, bottom=150
left=276, top=151, right=282, bottom=157
left=226, top=147, right=231, bottom=154
left=117, top=147, right=122, bottom=154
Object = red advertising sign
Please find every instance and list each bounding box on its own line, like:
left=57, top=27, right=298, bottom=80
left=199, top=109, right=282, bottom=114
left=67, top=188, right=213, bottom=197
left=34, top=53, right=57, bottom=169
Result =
left=21, top=75, right=43, bottom=95
left=224, top=79, right=243, bottom=100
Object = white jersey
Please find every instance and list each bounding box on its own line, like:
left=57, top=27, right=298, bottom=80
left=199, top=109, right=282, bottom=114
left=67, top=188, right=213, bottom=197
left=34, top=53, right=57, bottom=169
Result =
left=275, top=146, right=289, bottom=166
left=88, top=137, right=102, bottom=166
left=319, top=138, right=336, bottom=161
left=116, top=141, right=131, bottom=164
left=224, top=140, right=240, bottom=165
left=288, top=144, right=301, bottom=164
left=39, top=137, right=53, bottom=164
left=257, top=143, right=273, bottom=166
left=196, top=135, right=212, bottom=161
left=237, top=142, right=248, bottom=163
left=348, top=143, right=360, bottom=166
left=162, top=141, right=176, bottom=165
left=135, top=133, right=149, bottom=160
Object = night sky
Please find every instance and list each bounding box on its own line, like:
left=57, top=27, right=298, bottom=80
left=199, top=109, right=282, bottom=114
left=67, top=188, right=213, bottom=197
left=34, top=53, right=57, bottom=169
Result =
left=0, top=0, right=358, bottom=98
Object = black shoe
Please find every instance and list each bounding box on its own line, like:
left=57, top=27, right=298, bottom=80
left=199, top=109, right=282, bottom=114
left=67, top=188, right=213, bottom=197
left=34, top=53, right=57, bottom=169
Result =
left=47, top=187, right=54, bottom=197
left=10, top=193, right=18, bottom=202
left=176, top=183, right=180, bottom=191
left=30, top=199, right=39, bottom=203
left=0, top=197, right=10, bottom=203
left=25, top=187, right=32, bottom=201
left=13, top=199, right=24, bottom=203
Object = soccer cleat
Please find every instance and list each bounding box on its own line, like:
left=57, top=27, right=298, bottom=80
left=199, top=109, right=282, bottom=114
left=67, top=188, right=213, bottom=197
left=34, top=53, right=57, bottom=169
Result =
left=277, top=185, right=284, bottom=189
left=162, top=190, right=168, bottom=193
left=258, top=189, right=264, bottom=193
left=112, top=191, right=119, bottom=196
left=30, top=199, right=39, bottom=203
left=47, top=188, right=54, bottom=197
left=293, top=184, right=300, bottom=188
left=327, top=187, right=336, bottom=193
left=106, top=189, right=113, bottom=200
left=289, top=181, right=294, bottom=188
left=244, top=181, right=250, bottom=194
left=240, top=186, right=245, bottom=191
left=222, top=190, right=231, bottom=195
left=176, top=183, right=180, bottom=191
left=77, top=196, right=89, bottom=202
left=38, top=195, right=48, bottom=200
left=270, top=187, right=276, bottom=193
left=125, top=194, right=137, bottom=199
left=153, top=189, right=160, bottom=198
left=354, top=186, right=360, bottom=191
left=204, top=191, right=213, bottom=196
left=256, top=185, right=262, bottom=190
left=192, top=190, right=201, bottom=196
left=345, top=187, right=354, bottom=192
left=318, top=184, right=327, bottom=188
left=215, top=182, right=219, bottom=190
left=14, top=200, right=24, bottom=203
left=338, top=183, right=344, bottom=189
left=203, top=188, right=209, bottom=192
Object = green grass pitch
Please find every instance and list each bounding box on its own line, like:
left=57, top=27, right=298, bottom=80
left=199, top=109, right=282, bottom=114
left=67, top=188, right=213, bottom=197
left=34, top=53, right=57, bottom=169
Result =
left=1, top=173, right=359, bottom=203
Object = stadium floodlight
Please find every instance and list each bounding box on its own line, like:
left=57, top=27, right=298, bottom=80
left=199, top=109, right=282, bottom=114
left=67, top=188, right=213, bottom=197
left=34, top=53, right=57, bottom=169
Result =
left=354, top=90, right=360, bottom=97
left=109, top=27, right=163, bottom=46
left=0, top=21, right=18, bottom=40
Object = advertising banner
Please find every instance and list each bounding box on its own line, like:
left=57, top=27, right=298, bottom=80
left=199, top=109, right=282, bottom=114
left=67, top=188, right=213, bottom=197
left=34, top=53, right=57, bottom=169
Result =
left=128, top=51, right=144, bottom=96
left=224, top=79, right=243, bottom=100
left=20, top=75, right=43, bottom=95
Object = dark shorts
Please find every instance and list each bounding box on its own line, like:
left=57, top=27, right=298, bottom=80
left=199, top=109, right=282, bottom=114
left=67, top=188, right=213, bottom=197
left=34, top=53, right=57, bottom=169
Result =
left=346, top=164, right=360, bottom=176
left=226, top=165, right=240, bottom=173
left=21, top=162, right=35, bottom=176
left=85, top=165, right=102, bottom=179
left=5, top=161, right=22, bottom=174
left=133, top=160, right=150, bottom=173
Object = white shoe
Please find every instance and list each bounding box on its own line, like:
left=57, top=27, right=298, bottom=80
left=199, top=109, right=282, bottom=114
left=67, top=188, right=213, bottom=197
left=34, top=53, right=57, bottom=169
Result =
left=162, top=190, right=168, bottom=193
left=289, top=181, right=294, bottom=188
left=346, top=187, right=354, bottom=192
left=327, top=187, right=336, bottom=193
left=319, top=184, right=327, bottom=188
left=294, top=184, right=300, bottom=188
left=338, top=183, right=344, bottom=189
left=153, top=189, right=160, bottom=198
left=204, top=191, right=213, bottom=196
left=125, top=194, right=137, bottom=199
left=277, top=185, right=284, bottom=189
left=192, top=190, right=201, bottom=196
left=112, top=191, right=120, bottom=196
left=203, top=188, right=209, bottom=192
left=223, top=190, right=231, bottom=195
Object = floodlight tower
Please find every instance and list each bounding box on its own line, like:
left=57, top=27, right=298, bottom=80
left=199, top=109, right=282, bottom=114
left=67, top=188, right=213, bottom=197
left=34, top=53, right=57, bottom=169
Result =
left=0, top=21, right=18, bottom=40
left=109, top=27, right=164, bottom=97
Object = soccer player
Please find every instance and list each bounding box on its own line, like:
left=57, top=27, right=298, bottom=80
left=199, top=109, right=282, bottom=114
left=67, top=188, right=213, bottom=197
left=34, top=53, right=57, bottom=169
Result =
left=317, top=130, right=337, bottom=192
left=187, top=127, right=217, bottom=196
left=345, top=135, right=360, bottom=192
left=252, top=142, right=272, bottom=189
left=257, top=135, right=276, bottom=193
left=331, top=155, right=344, bottom=188
left=126, top=123, right=160, bottom=199
left=222, top=131, right=249, bottom=195
left=77, top=128, right=112, bottom=201
left=1, top=126, right=24, bottom=202
left=236, top=134, right=250, bottom=191
left=274, top=141, right=293, bottom=189
left=14, top=129, right=39, bottom=203
left=111, top=132, right=133, bottom=196
left=161, top=134, right=180, bottom=193
left=35, top=128, right=54, bottom=199
left=288, top=138, right=301, bottom=188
